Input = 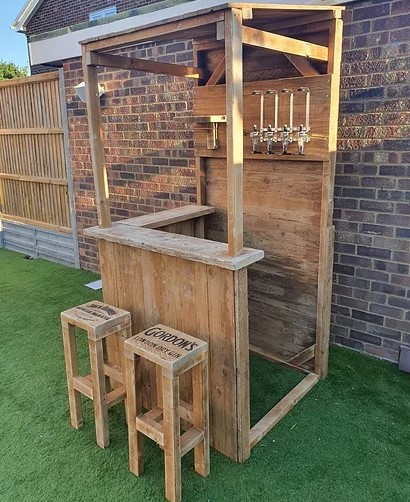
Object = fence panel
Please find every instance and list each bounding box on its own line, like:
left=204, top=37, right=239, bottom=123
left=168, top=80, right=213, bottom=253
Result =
left=0, top=72, right=72, bottom=233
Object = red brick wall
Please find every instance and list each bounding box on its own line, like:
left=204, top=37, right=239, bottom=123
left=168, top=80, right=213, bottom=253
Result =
left=332, top=0, right=410, bottom=362
left=63, top=41, right=196, bottom=270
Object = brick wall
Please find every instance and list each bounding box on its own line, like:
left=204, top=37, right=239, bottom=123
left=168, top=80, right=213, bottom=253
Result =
left=26, top=0, right=164, bottom=36
left=332, top=0, right=410, bottom=362
left=63, top=41, right=196, bottom=270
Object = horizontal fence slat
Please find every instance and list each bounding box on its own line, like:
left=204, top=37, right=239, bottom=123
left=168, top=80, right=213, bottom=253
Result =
left=0, top=128, right=64, bottom=135
left=0, top=173, right=68, bottom=185
left=0, top=72, right=59, bottom=88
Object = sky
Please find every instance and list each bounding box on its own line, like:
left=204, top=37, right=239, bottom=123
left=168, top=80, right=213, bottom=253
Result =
left=0, top=0, right=30, bottom=68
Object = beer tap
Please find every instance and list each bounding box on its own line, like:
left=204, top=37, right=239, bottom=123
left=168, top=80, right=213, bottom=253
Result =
left=265, top=90, right=278, bottom=154
left=279, top=88, right=294, bottom=155
left=250, top=90, right=264, bottom=153
left=296, top=87, right=311, bottom=155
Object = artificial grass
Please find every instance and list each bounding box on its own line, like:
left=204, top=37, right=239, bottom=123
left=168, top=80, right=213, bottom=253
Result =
left=1, top=247, right=409, bottom=502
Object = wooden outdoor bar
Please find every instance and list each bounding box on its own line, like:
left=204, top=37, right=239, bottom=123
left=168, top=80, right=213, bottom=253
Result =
left=82, top=2, right=343, bottom=463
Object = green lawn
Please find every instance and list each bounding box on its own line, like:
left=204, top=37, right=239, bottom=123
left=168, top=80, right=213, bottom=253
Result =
left=1, top=248, right=409, bottom=501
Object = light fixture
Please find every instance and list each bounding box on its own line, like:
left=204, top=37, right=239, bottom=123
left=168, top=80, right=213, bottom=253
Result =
left=74, top=81, right=105, bottom=103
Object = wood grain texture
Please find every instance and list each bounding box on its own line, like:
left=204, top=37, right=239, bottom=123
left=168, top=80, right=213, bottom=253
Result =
left=194, top=75, right=331, bottom=158
left=225, top=8, right=244, bottom=256
left=99, top=240, right=247, bottom=461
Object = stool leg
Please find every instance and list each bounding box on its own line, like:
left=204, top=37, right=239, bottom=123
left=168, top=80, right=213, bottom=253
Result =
left=162, top=372, right=181, bottom=502
left=89, top=337, right=109, bottom=448
left=62, top=321, right=83, bottom=429
left=192, top=359, right=210, bottom=477
left=125, top=352, right=144, bottom=476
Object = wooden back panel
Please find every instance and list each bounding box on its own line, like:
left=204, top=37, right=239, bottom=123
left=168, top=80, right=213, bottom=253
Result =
left=205, top=157, right=323, bottom=358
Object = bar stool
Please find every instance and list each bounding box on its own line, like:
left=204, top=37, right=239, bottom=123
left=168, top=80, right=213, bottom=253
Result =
left=124, top=324, right=210, bottom=502
left=61, top=300, right=131, bottom=448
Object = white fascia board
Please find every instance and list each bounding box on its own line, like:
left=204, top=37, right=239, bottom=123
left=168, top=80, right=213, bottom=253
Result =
left=29, top=0, right=353, bottom=66
left=11, top=0, right=44, bottom=32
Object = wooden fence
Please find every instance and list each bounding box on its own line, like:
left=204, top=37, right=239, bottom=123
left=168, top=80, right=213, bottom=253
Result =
left=0, top=72, right=72, bottom=233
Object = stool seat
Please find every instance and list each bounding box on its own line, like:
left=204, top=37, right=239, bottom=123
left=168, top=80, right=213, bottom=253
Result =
left=125, top=324, right=208, bottom=373
left=125, top=324, right=210, bottom=502
left=61, top=300, right=131, bottom=448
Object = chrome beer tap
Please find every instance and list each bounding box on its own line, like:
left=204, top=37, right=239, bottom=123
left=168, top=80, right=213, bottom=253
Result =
left=279, top=88, right=294, bottom=155
left=296, top=87, right=311, bottom=155
left=250, top=90, right=265, bottom=153
left=265, top=89, right=278, bottom=154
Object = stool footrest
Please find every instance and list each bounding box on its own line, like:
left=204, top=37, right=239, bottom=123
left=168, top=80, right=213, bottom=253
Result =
left=181, top=427, right=204, bottom=457
left=104, top=364, right=123, bottom=384
left=106, top=386, right=127, bottom=409
left=136, top=414, right=164, bottom=446
left=73, top=375, right=93, bottom=399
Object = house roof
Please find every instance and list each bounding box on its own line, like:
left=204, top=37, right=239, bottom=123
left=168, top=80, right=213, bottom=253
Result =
left=12, top=0, right=356, bottom=32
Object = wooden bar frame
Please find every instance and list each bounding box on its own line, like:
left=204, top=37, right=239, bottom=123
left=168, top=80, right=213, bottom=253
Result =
left=81, top=2, right=344, bottom=461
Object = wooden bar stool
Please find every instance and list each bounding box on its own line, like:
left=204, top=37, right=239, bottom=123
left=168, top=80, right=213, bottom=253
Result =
left=61, top=300, right=132, bottom=448
left=124, top=324, right=210, bottom=502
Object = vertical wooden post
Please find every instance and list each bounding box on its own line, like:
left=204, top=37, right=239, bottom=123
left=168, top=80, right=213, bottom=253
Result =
left=234, top=268, right=250, bottom=462
left=315, top=14, right=343, bottom=379
left=82, top=47, right=112, bottom=228
left=225, top=8, right=244, bottom=256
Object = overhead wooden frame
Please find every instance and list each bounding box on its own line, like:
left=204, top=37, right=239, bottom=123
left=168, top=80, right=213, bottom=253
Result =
left=81, top=2, right=344, bottom=459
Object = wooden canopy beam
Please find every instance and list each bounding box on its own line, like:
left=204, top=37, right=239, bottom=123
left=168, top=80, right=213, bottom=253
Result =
left=284, top=54, right=321, bottom=76
left=206, top=56, right=226, bottom=86
left=87, top=52, right=209, bottom=80
left=242, top=26, right=328, bottom=61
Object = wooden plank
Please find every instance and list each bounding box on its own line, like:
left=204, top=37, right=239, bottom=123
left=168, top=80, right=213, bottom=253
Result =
left=0, top=71, right=59, bottom=88
left=162, top=374, right=181, bottom=502
left=234, top=268, right=250, bottom=462
left=242, top=26, right=328, bottom=61
left=180, top=427, right=204, bottom=457
left=250, top=343, right=310, bottom=374
left=206, top=56, right=226, bottom=86
left=255, top=10, right=338, bottom=33
left=249, top=373, right=319, bottom=449
left=315, top=17, right=343, bottom=379
left=0, top=128, right=63, bottom=135
left=192, top=360, right=210, bottom=475
left=287, top=344, right=316, bottom=366
left=229, top=4, right=343, bottom=13
left=82, top=46, right=111, bottom=228
left=62, top=322, right=83, bottom=429
left=225, top=8, right=244, bottom=256
left=284, top=54, right=321, bottom=76
left=119, top=205, right=215, bottom=229
left=0, top=173, right=68, bottom=185
left=85, top=224, right=264, bottom=271
left=88, top=52, right=208, bottom=79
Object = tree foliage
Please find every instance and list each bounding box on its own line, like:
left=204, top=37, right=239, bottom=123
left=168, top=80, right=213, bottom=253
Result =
left=0, top=60, right=28, bottom=81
